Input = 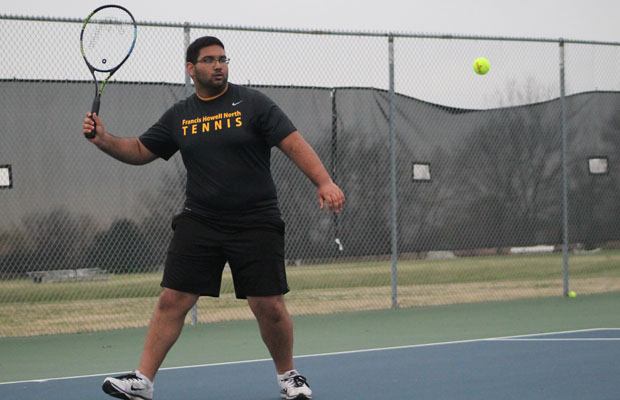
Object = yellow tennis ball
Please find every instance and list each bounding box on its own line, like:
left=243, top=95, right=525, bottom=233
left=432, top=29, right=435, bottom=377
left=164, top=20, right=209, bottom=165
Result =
left=473, top=57, right=490, bottom=75
left=569, top=291, right=576, bottom=298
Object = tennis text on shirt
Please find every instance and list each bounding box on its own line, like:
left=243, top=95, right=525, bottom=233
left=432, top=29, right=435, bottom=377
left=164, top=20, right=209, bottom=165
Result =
left=180, top=110, right=242, bottom=135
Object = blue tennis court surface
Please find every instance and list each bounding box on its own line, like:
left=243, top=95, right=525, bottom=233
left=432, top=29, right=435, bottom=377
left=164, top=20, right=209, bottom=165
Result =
left=2, top=328, right=618, bottom=400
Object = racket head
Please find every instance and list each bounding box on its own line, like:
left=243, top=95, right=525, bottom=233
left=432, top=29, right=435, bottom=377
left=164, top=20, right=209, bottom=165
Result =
left=80, top=4, right=137, bottom=73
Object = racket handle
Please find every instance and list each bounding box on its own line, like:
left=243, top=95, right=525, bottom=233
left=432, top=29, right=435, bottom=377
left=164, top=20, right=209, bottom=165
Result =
left=86, top=96, right=101, bottom=139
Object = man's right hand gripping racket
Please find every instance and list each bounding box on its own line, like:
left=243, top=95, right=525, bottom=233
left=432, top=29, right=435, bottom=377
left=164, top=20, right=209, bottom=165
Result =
left=80, top=4, right=137, bottom=138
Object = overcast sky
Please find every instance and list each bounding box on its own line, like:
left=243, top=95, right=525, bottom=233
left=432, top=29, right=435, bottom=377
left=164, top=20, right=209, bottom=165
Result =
left=3, top=0, right=620, bottom=42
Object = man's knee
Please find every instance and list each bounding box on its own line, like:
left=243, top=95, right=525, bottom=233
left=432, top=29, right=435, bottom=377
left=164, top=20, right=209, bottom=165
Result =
left=248, top=295, right=289, bottom=322
left=157, top=288, right=198, bottom=314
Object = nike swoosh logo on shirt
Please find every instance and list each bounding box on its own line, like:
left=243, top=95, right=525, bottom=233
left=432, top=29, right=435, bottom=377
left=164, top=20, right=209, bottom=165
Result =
left=232, top=101, right=243, bottom=106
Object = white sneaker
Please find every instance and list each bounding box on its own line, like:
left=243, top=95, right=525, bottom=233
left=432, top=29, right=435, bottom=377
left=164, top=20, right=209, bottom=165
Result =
left=102, top=370, right=154, bottom=400
left=279, top=370, right=312, bottom=399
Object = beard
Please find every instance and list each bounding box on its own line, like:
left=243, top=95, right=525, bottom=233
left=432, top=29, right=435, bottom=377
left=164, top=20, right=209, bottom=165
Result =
left=193, top=70, right=228, bottom=93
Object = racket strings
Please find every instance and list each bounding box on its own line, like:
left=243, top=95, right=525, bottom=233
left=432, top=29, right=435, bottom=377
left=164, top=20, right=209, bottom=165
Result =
left=82, top=9, right=135, bottom=71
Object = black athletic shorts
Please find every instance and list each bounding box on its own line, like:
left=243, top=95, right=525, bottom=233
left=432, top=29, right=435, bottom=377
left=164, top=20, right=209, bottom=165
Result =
left=161, top=211, right=289, bottom=299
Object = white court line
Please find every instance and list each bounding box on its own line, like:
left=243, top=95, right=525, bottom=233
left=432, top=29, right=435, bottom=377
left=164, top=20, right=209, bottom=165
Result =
left=490, top=338, right=620, bottom=341
left=487, top=327, right=620, bottom=340
left=2, top=327, right=618, bottom=386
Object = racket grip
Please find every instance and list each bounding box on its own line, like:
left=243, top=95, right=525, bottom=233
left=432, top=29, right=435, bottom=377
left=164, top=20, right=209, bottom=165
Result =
left=86, top=97, right=101, bottom=139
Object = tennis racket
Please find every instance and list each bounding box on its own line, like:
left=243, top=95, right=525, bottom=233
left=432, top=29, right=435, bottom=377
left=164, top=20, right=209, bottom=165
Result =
left=80, top=4, right=137, bottom=138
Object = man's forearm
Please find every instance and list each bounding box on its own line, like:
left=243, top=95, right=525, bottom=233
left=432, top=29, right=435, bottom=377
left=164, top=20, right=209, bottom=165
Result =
left=278, top=132, right=332, bottom=187
left=95, top=132, right=156, bottom=165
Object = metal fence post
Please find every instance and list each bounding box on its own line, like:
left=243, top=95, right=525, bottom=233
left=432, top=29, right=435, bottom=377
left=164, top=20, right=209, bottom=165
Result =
left=388, top=35, right=398, bottom=309
left=184, top=22, right=199, bottom=325
left=559, top=39, right=570, bottom=297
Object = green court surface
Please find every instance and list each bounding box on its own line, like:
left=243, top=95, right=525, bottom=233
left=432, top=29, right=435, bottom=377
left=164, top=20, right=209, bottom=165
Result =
left=1, top=291, right=619, bottom=383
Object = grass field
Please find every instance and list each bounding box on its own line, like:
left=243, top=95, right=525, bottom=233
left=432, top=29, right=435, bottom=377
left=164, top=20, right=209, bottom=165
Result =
left=1, top=250, right=619, bottom=337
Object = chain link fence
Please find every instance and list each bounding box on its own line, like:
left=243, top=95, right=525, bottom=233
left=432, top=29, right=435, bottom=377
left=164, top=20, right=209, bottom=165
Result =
left=1, top=15, right=620, bottom=337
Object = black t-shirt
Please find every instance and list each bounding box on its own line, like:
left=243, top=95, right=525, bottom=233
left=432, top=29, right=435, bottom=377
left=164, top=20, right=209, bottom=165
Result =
left=139, top=83, right=296, bottom=224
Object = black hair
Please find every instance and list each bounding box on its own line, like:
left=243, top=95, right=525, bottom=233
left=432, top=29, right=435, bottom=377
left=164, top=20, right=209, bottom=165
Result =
left=186, top=36, right=225, bottom=63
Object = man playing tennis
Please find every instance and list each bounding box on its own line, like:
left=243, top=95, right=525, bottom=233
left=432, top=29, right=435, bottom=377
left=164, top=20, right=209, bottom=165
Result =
left=83, top=36, right=344, bottom=400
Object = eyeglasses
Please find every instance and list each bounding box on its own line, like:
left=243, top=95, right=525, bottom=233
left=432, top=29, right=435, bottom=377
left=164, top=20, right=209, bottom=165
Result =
left=195, top=56, right=230, bottom=65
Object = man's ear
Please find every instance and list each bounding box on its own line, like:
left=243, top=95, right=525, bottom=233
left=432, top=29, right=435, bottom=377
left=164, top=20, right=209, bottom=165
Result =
left=186, top=62, right=195, bottom=79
